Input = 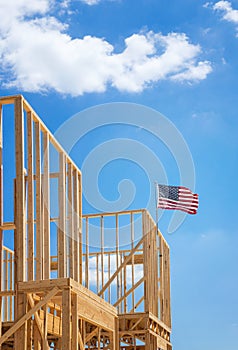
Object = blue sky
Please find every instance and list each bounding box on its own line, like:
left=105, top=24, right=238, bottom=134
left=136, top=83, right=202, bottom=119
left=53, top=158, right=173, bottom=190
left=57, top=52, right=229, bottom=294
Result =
left=0, top=0, right=238, bottom=349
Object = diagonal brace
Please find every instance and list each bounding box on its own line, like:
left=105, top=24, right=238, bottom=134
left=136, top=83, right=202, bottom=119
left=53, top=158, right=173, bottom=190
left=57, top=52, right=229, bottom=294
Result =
left=98, top=234, right=147, bottom=297
left=27, top=293, right=50, bottom=350
left=0, top=287, right=59, bottom=345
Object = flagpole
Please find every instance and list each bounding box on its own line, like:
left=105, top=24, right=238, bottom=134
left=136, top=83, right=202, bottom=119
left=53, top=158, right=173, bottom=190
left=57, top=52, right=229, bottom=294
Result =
left=154, top=181, right=159, bottom=232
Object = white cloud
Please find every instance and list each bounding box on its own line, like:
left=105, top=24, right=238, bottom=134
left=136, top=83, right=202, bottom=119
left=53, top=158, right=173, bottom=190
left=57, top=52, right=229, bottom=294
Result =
left=0, top=0, right=50, bottom=29
left=213, top=1, right=238, bottom=33
left=0, top=0, right=212, bottom=96
left=83, top=254, right=143, bottom=287
left=79, top=0, right=117, bottom=4
left=171, top=61, right=212, bottom=82
left=203, top=2, right=212, bottom=9
left=80, top=0, right=101, bottom=5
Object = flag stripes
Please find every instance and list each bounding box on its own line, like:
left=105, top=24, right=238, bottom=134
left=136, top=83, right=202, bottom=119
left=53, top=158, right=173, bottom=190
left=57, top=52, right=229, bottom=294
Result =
left=157, top=184, right=199, bottom=214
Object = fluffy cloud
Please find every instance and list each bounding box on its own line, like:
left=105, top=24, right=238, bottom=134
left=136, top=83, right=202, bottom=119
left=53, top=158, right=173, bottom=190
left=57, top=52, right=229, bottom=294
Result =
left=213, top=1, right=238, bottom=32
left=171, top=60, right=213, bottom=82
left=0, top=0, right=212, bottom=96
left=80, top=0, right=101, bottom=4
left=80, top=0, right=117, bottom=4
left=0, top=0, right=50, bottom=27
left=83, top=254, right=143, bottom=287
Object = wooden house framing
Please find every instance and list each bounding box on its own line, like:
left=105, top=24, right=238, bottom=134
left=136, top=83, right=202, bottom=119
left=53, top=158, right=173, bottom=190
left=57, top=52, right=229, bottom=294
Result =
left=0, top=95, right=172, bottom=349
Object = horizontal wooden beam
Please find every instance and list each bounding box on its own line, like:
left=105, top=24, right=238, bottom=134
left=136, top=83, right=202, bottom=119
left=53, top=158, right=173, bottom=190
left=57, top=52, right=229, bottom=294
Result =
left=0, top=223, right=16, bottom=231
left=0, top=95, right=21, bottom=105
left=126, top=254, right=144, bottom=265
left=83, top=208, right=146, bottom=219
left=0, top=291, right=15, bottom=297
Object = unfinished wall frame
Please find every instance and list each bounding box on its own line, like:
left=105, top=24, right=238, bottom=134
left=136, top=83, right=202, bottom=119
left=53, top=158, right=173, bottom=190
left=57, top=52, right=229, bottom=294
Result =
left=0, top=95, right=172, bottom=349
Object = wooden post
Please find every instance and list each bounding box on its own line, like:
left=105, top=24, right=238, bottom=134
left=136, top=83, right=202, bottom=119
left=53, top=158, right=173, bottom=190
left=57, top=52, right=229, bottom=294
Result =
left=73, top=169, right=80, bottom=282
left=14, top=95, right=26, bottom=282
left=123, top=253, right=127, bottom=313
left=97, top=327, right=101, bottom=350
left=33, top=321, right=41, bottom=350
left=159, top=236, right=165, bottom=323
left=143, top=210, right=149, bottom=313
left=162, top=241, right=171, bottom=328
left=14, top=96, right=27, bottom=349
left=0, top=103, right=2, bottom=225
left=71, top=293, right=78, bottom=349
left=108, top=253, right=111, bottom=303
left=0, top=103, right=3, bottom=347
left=85, top=217, right=89, bottom=289
left=62, top=288, right=71, bottom=350
left=3, top=251, right=8, bottom=321
left=145, top=332, right=150, bottom=350
left=35, top=121, right=42, bottom=281
left=43, top=304, right=48, bottom=350
left=78, top=172, right=82, bottom=283
left=68, top=163, right=74, bottom=279
left=167, top=245, right=171, bottom=328
left=27, top=318, right=32, bottom=350
left=115, top=214, right=119, bottom=311
left=96, top=253, right=99, bottom=293
left=113, top=317, right=119, bottom=350
left=14, top=293, right=27, bottom=349
left=43, top=132, right=50, bottom=279
left=27, top=112, right=34, bottom=281
left=131, top=213, right=135, bottom=312
left=152, top=225, right=159, bottom=316
left=58, top=152, right=66, bottom=278
left=101, top=216, right=104, bottom=298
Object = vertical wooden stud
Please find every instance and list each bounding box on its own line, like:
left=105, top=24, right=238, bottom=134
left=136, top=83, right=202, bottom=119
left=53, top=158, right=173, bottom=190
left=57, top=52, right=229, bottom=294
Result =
left=14, top=96, right=27, bottom=349
left=15, top=95, right=26, bottom=282
left=71, top=293, right=78, bottom=349
left=62, top=288, right=71, bottom=350
left=123, top=253, right=127, bottom=313
left=96, top=253, right=99, bottom=293
left=143, top=210, right=149, bottom=313
left=43, top=304, right=48, bottom=350
left=85, top=217, right=89, bottom=289
left=115, top=214, right=119, bottom=310
left=119, top=257, right=122, bottom=313
left=43, top=132, right=50, bottom=279
left=27, top=112, right=34, bottom=280
left=27, top=318, right=32, bottom=350
left=73, top=169, right=80, bottom=282
left=0, top=103, right=3, bottom=346
left=78, top=172, right=82, bottom=283
left=14, top=292, right=27, bottom=349
left=33, top=321, right=41, bottom=350
left=97, top=328, right=101, bottom=350
left=153, top=226, right=159, bottom=317
left=101, top=216, right=104, bottom=297
left=58, top=152, right=66, bottom=278
left=167, top=245, right=171, bottom=327
left=159, top=236, right=164, bottom=323
left=10, top=252, right=13, bottom=320
left=4, top=251, right=8, bottom=320
left=131, top=213, right=135, bottom=312
left=68, top=163, right=74, bottom=278
left=35, top=121, right=42, bottom=280
left=108, top=253, right=111, bottom=303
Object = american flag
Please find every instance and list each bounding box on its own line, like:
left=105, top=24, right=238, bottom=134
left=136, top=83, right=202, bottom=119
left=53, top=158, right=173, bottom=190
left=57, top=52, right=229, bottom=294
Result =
left=157, top=184, right=199, bottom=214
